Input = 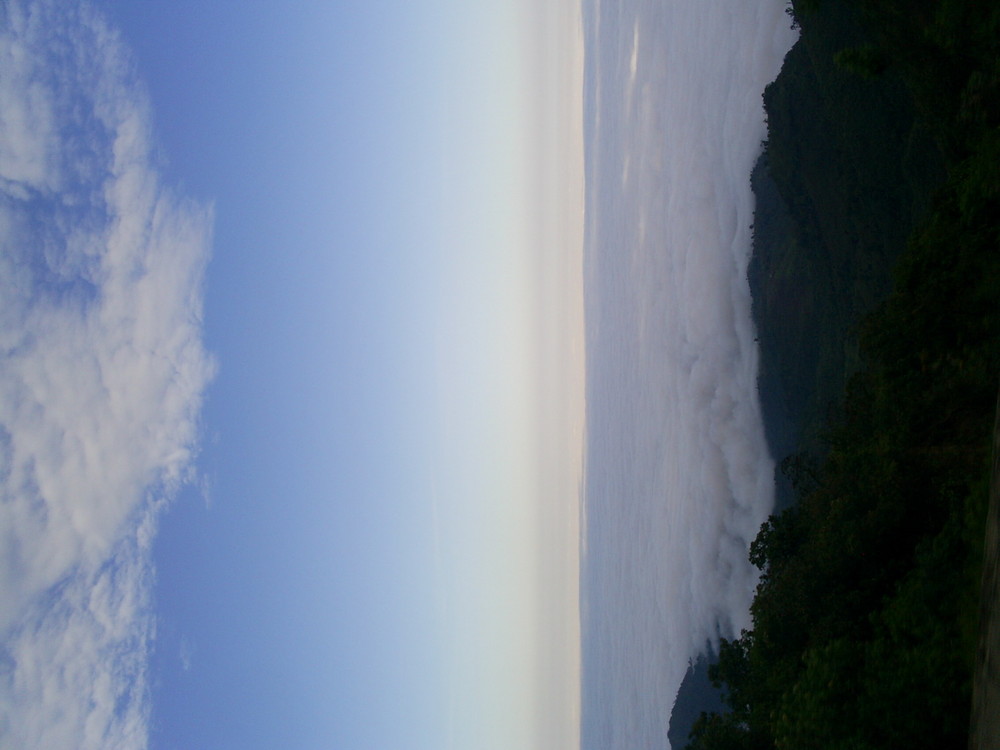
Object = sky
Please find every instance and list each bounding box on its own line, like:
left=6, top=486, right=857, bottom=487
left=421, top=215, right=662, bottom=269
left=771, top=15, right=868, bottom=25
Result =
left=0, top=1, right=584, bottom=749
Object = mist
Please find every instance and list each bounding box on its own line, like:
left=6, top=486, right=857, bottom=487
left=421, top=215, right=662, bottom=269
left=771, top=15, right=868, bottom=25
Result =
left=580, top=1, right=796, bottom=747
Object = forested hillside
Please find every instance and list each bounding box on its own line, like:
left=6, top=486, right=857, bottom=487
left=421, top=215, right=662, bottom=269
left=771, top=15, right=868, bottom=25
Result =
left=686, top=0, right=1000, bottom=746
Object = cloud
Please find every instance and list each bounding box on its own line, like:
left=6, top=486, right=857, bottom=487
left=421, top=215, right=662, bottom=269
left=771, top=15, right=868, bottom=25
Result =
left=0, top=2, right=213, bottom=747
left=581, top=1, right=796, bottom=748
left=179, top=635, right=193, bottom=673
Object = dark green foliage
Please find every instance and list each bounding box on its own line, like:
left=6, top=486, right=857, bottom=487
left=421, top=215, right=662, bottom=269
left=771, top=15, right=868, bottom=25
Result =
left=751, top=0, right=944, bottom=456
left=687, top=0, right=999, bottom=747
left=834, top=44, right=888, bottom=79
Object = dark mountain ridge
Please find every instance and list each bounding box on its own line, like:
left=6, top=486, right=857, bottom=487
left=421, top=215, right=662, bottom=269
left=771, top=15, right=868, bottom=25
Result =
left=676, top=0, right=1000, bottom=746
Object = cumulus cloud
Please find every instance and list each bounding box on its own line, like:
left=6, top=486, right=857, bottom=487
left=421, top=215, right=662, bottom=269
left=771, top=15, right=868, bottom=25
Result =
left=581, top=1, right=796, bottom=748
left=0, top=2, right=213, bottom=747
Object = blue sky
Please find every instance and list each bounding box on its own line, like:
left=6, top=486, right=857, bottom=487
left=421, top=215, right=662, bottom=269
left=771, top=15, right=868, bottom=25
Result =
left=0, top=2, right=584, bottom=749
left=0, top=1, right=803, bottom=747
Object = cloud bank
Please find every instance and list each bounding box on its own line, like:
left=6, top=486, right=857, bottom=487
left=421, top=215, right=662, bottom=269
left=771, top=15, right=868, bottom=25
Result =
left=0, top=2, right=213, bottom=747
left=580, top=1, right=796, bottom=748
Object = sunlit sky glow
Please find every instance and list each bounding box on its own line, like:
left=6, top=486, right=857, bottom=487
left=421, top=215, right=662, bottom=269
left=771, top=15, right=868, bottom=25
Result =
left=0, top=1, right=584, bottom=749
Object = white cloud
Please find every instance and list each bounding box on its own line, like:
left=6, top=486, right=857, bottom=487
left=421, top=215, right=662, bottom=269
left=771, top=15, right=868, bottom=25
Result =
left=0, top=2, right=213, bottom=747
left=581, top=1, right=796, bottom=748
left=178, top=635, right=193, bottom=672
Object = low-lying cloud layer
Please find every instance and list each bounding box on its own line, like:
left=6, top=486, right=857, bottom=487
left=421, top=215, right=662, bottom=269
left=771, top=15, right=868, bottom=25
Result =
left=0, top=2, right=213, bottom=747
left=580, top=1, right=796, bottom=748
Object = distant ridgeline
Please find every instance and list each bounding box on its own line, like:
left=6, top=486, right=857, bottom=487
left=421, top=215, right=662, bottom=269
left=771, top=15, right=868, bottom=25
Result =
left=683, top=0, right=1000, bottom=748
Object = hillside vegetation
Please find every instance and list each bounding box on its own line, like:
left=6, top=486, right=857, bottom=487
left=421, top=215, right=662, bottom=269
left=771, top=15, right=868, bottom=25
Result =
left=687, top=0, right=1000, bottom=747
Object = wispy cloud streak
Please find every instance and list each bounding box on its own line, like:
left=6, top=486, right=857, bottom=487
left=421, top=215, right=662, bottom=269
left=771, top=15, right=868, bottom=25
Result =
left=0, top=2, right=213, bottom=747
